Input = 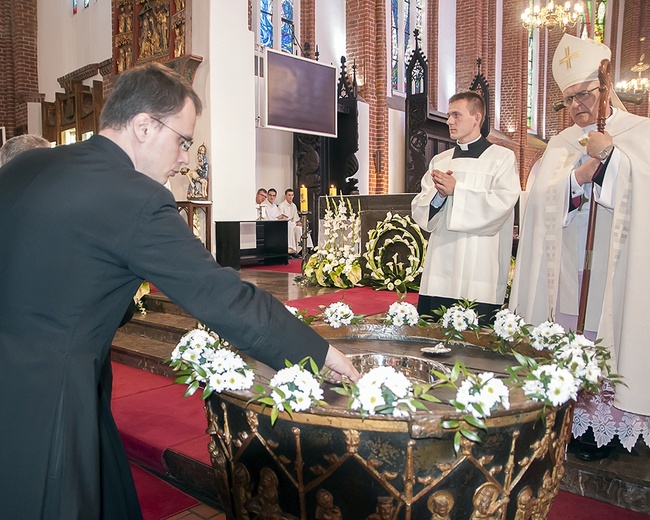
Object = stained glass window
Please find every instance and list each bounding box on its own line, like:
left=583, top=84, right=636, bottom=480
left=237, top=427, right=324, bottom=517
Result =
left=73, top=0, right=78, bottom=15
left=260, top=0, right=295, bottom=53
left=391, top=0, right=399, bottom=91
left=390, top=0, right=424, bottom=93
left=260, top=0, right=274, bottom=49
left=581, top=1, right=607, bottom=42
left=281, top=0, right=294, bottom=54
left=84, top=0, right=89, bottom=7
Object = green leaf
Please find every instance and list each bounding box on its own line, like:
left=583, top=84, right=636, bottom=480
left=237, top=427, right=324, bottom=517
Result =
left=453, top=431, right=461, bottom=454
left=441, top=420, right=460, bottom=429
left=270, top=407, right=279, bottom=425
left=186, top=380, right=200, bottom=396
left=464, top=415, right=487, bottom=431
left=460, top=428, right=483, bottom=443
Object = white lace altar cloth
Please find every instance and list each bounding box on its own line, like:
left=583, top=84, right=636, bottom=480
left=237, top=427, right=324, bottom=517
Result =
left=572, top=380, right=650, bottom=451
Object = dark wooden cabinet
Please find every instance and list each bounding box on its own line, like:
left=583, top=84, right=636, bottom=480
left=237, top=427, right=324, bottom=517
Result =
left=215, top=221, right=288, bottom=270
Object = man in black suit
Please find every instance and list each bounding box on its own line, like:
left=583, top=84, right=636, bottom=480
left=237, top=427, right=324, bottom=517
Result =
left=0, top=63, right=358, bottom=519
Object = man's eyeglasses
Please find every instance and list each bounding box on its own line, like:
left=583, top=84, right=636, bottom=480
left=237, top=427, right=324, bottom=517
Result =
left=561, top=86, right=599, bottom=108
left=151, top=116, right=193, bottom=151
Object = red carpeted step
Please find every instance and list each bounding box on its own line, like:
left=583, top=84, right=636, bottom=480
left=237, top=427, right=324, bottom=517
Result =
left=111, top=361, right=174, bottom=399
left=169, top=435, right=212, bottom=466
left=549, top=490, right=649, bottom=519
left=130, top=462, right=200, bottom=520
left=112, top=362, right=208, bottom=473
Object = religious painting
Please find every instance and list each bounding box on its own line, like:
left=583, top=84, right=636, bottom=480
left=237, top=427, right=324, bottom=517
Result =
left=113, top=0, right=191, bottom=75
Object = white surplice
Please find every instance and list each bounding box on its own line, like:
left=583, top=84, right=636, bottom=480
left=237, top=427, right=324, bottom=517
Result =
left=411, top=139, right=520, bottom=305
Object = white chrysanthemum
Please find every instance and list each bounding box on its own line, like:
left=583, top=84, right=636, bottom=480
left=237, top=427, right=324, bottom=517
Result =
left=323, top=302, right=354, bottom=328
left=285, top=305, right=299, bottom=316
left=181, top=346, right=204, bottom=364
left=357, top=385, right=385, bottom=413
left=386, top=301, right=419, bottom=326
left=494, top=309, right=524, bottom=340
left=383, top=371, right=411, bottom=399
left=530, top=321, right=565, bottom=350
left=584, top=362, right=602, bottom=384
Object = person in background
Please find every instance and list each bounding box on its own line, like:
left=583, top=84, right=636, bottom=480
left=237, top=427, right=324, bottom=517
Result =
left=0, top=62, right=358, bottom=519
left=255, top=187, right=269, bottom=220
left=411, top=91, right=520, bottom=326
left=510, top=33, right=650, bottom=459
left=265, top=187, right=282, bottom=218
left=0, top=133, right=51, bottom=166
left=278, top=187, right=313, bottom=257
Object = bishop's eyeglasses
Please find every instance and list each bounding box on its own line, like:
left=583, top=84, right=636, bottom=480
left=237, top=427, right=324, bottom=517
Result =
left=561, top=86, right=599, bottom=108
left=151, top=116, right=194, bottom=151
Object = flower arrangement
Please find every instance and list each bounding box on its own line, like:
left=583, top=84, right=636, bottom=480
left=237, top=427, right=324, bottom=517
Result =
left=432, top=299, right=480, bottom=343
left=168, top=328, right=255, bottom=399
left=333, top=365, right=438, bottom=419
left=363, top=212, right=427, bottom=294
left=249, top=357, right=327, bottom=424
left=303, top=196, right=362, bottom=288
left=322, top=301, right=364, bottom=328
left=167, top=301, right=617, bottom=454
left=384, top=301, right=423, bottom=327
left=431, top=362, right=511, bottom=451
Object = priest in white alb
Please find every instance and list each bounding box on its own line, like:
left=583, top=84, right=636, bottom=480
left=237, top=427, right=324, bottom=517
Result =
left=509, top=34, right=650, bottom=457
left=411, top=91, right=520, bottom=325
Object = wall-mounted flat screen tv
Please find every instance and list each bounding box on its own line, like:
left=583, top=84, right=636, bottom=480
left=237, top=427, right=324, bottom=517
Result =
left=261, top=48, right=337, bottom=138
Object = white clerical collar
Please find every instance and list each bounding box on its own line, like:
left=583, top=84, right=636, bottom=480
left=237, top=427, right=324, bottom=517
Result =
left=581, top=107, right=617, bottom=135
left=456, top=135, right=482, bottom=151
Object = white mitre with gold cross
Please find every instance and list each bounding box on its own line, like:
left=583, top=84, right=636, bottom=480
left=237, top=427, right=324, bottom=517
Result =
left=552, top=33, right=625, bottom=110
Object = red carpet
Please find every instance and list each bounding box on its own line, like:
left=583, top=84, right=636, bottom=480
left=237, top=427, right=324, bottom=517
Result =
left=111, top=362, right=209, bottom=473
left=130, top=462, right=199, bottom=520
left=285, top=285, right=419, bottom=316
left=242, top=258, right=302, bottom=273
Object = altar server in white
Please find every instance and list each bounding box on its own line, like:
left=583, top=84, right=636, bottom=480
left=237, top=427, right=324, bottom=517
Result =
left=510, top=34, right=650, bottom=453
left=411, top=91, right=520, bottom=325
left=278, top=188, right=313, bottom=255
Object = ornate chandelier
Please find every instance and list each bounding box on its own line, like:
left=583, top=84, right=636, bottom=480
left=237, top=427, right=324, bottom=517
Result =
left=521, top=2, right=584, bottom=31
left=615, top=54, right=649, bottom=94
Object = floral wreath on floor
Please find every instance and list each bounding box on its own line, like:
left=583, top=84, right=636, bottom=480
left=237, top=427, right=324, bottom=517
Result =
left=302, top=196, right=362, bottom=289
left=167, top=300, right=619, bottom=453
left=363, top=212, right=427, bottom=294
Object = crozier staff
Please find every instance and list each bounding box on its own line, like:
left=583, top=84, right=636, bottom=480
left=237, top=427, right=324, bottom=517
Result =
left=0, top=63, right=358, bottom=519
left=510, top=34, right=650, bottom=457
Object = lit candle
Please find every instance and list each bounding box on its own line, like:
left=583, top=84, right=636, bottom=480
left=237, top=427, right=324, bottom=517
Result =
left=329, top=184, right=337, bottom=196
left=300, top=185, right=308, bottom=212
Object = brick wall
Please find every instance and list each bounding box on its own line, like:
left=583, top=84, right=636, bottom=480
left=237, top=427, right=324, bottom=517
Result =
left=346, top=0, right=388, bottom=194
left=0, top=0, right=39, bottom=139
left=300, top=0, right=316, bottom=57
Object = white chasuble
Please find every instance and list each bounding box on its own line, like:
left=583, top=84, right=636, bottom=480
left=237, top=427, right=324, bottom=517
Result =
left=510, top=109, right=650, bottom=416
left=412, top=139, right=520, bottom=305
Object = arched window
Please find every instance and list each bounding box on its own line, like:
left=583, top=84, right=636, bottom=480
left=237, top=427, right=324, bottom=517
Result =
left=390, top=0, right=425, bottom=94
left=581, top=0, right=607, bottom=42
left=258, top=0, right=298, bottom=54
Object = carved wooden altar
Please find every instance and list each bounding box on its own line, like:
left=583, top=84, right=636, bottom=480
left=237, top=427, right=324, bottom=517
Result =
left=113, top=0, right=202, bottom=84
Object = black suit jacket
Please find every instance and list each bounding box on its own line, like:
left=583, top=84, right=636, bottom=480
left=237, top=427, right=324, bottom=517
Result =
left=0, top=135, right=329, bottom=519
